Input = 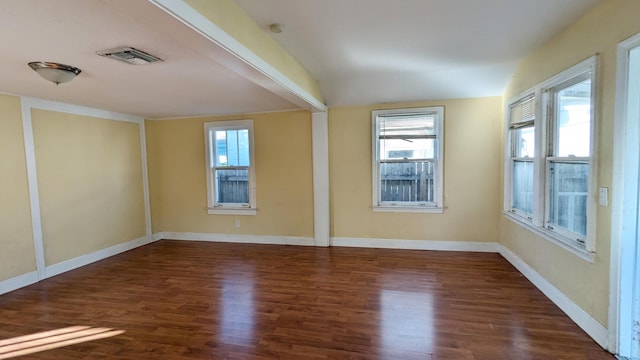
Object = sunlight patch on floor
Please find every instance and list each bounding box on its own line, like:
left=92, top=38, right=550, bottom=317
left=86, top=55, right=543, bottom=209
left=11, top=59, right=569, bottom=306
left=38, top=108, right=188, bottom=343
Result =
left=0, top=326, right=125, bottom=359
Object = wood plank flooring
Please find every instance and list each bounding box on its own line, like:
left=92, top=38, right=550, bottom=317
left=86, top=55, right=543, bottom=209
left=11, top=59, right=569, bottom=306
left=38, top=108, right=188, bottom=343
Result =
left=0, top=240, right=613, bottom=359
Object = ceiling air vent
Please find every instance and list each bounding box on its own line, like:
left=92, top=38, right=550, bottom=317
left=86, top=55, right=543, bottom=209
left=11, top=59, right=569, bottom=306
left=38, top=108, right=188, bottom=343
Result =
left=97, top=47, right=162, bottom=65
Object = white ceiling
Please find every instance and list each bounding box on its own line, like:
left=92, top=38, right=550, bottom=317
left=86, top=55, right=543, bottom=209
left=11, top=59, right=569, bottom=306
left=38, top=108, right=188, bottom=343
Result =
left=0, top=0, right=600, bottom=119
left=0, top=0, right=298, bottom=119
left=236, top=0, right=601, bottom=107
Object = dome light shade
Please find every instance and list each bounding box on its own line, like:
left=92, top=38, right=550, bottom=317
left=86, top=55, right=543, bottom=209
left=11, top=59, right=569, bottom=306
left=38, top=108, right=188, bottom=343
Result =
left=28, top=61, right=81, bottom=85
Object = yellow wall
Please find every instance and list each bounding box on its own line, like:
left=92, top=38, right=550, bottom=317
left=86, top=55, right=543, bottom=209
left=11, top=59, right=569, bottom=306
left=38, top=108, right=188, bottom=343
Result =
left=32, top=110, right=146, bottom=265
left=330, top=97, right=502, bottom=242
left=501, top=0, right=640, bottom=326
left=0, top=95, right=36, bottom=281
left=184, top=0, right=324, bottom=104
left=147, top=111, right=314, bottom=237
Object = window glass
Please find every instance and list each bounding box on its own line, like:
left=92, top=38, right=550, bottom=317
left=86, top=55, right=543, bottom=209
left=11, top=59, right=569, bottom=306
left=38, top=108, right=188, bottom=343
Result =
left=215, top=168, right=249, bottom=204
left=216, top=129, right=250, bottom=167
left=512, top=160, right=534, bottom=214
left=380, top=161, right=434, bottom=202
left=215, top=131, right=228, bottom=166
left=555, top=78, right=591, bottom=157
left=515, top=127, right=535, bottom=158
left=548, top=162, right=589, bottom=236
left=379, top=115, right=436, bottom=160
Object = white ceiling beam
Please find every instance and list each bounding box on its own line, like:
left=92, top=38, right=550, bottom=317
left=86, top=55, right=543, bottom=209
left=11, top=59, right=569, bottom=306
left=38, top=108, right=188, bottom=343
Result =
left=149, top=0, right=327, bottom=113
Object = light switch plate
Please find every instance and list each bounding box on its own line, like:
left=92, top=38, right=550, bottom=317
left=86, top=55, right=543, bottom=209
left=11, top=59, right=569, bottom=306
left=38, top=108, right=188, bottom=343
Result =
left=599, top=187, right=608, bottom=206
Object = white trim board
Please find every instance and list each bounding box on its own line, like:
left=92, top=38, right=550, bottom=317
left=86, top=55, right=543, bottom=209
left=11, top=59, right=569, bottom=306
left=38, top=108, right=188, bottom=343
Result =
left=331, top=237, right=499, bottom=252
left=610, top=31, right=640, bottom=358
left=158, top=232, right=315, bottom=246
left=498, top=244, right=609, bottom=349
left=0, top=271, right=39, bottom=296
left=20, top=96, right=144, bottom=280
left=21, top=99, right=46, bottom=279
left=312, top=112, right=330, bottom=247
left=0, top=235, right=155, bottom=295
left=139, top=120, right=153, bottom=238
left=19, top=95, right=152, bottom=284
left=21, top=97, right=143, bottom=124
left=46, top=235, right=154, bottom=278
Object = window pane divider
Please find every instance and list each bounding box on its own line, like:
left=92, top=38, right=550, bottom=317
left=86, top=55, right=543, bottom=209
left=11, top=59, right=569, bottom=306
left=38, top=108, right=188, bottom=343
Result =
left=213, top=165, right=250, bottom=170
left=379, top=134, right=437, bottom=140
left=379, top=158, right=434, bottom=163
left=546, top=157, right=590, bottom=162
left=508, top=119, right=535, bottom=130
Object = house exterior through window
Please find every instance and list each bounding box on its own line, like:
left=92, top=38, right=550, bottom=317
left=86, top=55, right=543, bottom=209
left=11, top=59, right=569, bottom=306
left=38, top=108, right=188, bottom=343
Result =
left=204, top=119, right=256, bottom=215
left=372, top=107, right=444, bottom=213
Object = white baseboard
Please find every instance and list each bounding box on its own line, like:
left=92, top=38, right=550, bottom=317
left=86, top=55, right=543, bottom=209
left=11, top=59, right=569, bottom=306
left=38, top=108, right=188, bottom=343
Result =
left=0, top=271, right=39, bottom=296
left=152, top=232, right=163, bottom=241
left=46, top=235, right=154, bottom=278
left=331, top=237, right=500, bottom=252
left=498, top=244, right=609, bottom=349
left=158, top=232, right=315, bottom=246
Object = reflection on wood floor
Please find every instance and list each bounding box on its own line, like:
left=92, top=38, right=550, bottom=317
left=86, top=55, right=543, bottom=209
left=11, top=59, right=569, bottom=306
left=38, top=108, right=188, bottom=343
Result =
left=0, top=240, right=613, bottom=359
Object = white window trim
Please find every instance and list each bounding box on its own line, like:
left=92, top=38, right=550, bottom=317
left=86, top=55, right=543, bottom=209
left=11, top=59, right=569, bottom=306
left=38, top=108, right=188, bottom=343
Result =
left=504, top=92, right=538, bottom=223
left=372, top=106, right=444, bottom=213
left=503, top=56, right=598, bottom=262
left=504, top=212, right=595, bottom=262
left=204, top=119, right=257, bottom=216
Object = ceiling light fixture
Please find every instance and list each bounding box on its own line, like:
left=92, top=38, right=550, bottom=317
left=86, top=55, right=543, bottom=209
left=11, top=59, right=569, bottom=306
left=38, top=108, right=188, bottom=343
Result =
left=28, top=61, right=82, bottom=85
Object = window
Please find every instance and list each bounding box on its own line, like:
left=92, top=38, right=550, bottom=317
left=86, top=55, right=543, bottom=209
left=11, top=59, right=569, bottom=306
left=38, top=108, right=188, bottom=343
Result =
left=504, top=56, right=596, bottom=257
left=204, top=120, right=256, bottom=215
left=372, top=107, right=444, bottom=212
left=507, top=95, right=536, bottom=219
left=545, top=73, right=593, bottom=241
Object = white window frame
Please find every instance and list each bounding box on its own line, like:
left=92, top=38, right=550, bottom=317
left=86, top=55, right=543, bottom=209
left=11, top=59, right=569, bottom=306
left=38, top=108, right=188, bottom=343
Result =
left=204, top=119, right=257, bottom=215
left=505, top=94, right=537, bottom=221
left=372, top=106, right=444, bottom=213
left=503, top=56, right=597, bottom=261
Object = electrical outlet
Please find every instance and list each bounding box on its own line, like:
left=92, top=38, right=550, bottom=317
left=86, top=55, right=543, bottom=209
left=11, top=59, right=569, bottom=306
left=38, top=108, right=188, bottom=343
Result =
left=235, top=219, right=241, bottom=228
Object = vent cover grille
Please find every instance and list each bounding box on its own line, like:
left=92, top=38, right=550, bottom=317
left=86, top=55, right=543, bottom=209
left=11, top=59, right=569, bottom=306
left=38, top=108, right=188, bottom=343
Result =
left=97, top=47, right=162, bottom=65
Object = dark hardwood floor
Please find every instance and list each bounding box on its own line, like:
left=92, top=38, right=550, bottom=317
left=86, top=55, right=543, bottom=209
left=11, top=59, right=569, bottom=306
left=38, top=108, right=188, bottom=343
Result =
left=0, top=240, right=613, bottom=359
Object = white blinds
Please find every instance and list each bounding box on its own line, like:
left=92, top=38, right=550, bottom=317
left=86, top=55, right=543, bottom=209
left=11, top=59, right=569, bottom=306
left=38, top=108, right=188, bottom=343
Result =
left=509, top=96, right=535, bottom=128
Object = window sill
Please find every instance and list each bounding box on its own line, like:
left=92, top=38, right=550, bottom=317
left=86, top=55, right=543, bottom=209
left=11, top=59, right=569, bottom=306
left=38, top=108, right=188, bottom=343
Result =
left=373, top=206, right=444, bottom=214
left=503, top=211, right=595, bottom=263
left=208, top=208, right=257, bottom=216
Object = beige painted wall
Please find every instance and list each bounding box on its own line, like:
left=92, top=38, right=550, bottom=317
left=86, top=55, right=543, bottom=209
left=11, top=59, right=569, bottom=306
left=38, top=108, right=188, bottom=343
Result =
left=184, top=0, right=324, bottom=104
left=32, top=110, right=146, bottom=266
left=501, top=0, right=640, bottom=326
left=147, top=111, right=314, bottom=237
left=0, top=95, right=36, bottom=281
left=329, top=97, right=502, bottom=242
